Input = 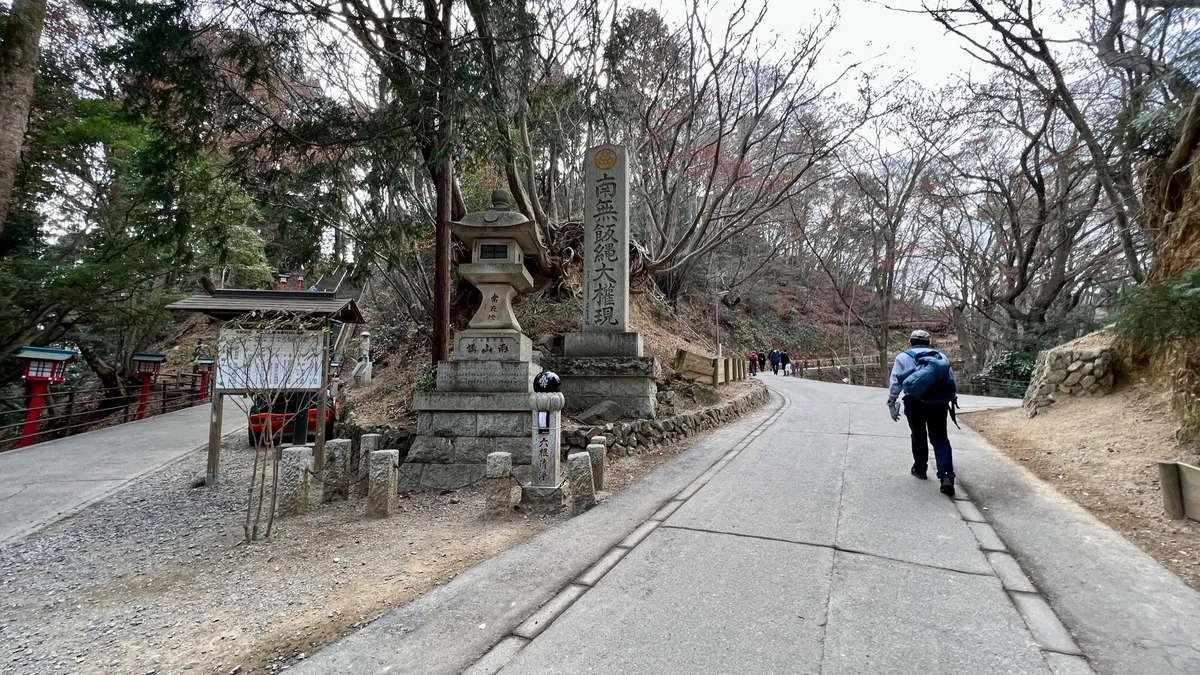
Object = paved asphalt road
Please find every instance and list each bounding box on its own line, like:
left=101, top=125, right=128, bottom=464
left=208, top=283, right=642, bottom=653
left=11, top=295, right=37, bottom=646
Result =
left=0, top=396, right=244, bottom=546
left=498, top=377, right=1065, bottom=675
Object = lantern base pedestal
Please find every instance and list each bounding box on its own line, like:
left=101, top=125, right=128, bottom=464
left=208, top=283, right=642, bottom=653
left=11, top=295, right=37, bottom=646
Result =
left=453, top=329, right=533, bottom=362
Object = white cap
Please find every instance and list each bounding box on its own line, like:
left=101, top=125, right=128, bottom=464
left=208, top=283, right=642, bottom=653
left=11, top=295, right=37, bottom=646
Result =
left=910, top=329, right=931, bottom=342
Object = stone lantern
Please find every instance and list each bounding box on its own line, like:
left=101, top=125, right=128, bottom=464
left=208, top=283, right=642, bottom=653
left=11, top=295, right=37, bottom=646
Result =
left=448, top=189, right=542, bottom=361
left=14, top=346, right=77, bottom=448
left=405, top=190, right=550, bottom=492
left=131, top=352, right=166, bottom=420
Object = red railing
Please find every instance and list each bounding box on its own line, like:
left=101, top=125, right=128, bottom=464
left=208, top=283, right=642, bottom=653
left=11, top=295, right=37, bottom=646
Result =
left=0, top=373, right=211, bottom=451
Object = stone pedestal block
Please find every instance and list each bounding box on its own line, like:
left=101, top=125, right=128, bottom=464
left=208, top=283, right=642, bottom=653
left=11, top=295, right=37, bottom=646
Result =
left=322, top=439, right=350, bottom=502
left=548, top=356, right=661, bottom=419
left=352, top=433, right=381, bottom=498
left=277, top=447, right=311, bottom=518
left=453, top=330, right=534, bottom=362
left=436, top=360, right=539, bottom=393
left=568, top=452, right=596, bottom=516
left=367, top=449, right=399, bottom=517
left=564, top=331, right=643, bottom=357
left=485, top=452, right=513, bottom=519
left=520, top=484, right=565, bottom=513
left=586, top=440, right=607, bottom=491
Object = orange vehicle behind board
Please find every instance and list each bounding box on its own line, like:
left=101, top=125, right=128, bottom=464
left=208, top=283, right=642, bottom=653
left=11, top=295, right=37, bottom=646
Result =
left=248, top=393, right=336, bottom=446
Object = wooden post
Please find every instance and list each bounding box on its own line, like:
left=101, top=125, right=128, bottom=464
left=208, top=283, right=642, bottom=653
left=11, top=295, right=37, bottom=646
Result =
left=206, top=392, right=224, bottom=486
left=313, top=326, right=330, bottom=474
left=63, top=390, right=76, bottom=437
left=1160, top=461, right=1184, bottom=519
left=291, top=395, right=308, bottom=448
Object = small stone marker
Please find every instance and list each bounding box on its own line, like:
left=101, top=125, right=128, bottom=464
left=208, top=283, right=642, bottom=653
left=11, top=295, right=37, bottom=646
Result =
left=352, top=433, right=382, bottom=498
left=568, top=452, right=596, bottom=515
left=523, top=373, right=566, bottom=510
left=485, top=451, right=513, bottom=519
left=587, top=436, right=607, bottom=491
left=367, top=449, right=399, bottom=517
left=277, top=447, right=311, bottom=517
left=322, top=438, right=351, bottom=502
left=583, top=145, right=630, bottom=333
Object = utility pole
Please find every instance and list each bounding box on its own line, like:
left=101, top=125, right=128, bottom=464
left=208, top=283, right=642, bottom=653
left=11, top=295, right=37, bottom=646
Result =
left=715, top=291, right=730, bottom=357
left=432, top=0, right=454, bottom=364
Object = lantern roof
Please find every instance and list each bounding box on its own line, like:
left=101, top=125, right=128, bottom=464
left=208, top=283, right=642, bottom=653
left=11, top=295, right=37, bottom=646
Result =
left=131, top=353, right=167, bottom=363
left=15, top=346, right=77, bottom=362
left=194, top=357, right=215, bottom=366
left=450, top=189, right=550, bottom=271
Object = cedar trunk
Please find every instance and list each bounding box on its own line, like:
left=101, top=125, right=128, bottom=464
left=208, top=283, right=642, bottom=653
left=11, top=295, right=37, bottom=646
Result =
left=0, top=0, right=47, bottom=237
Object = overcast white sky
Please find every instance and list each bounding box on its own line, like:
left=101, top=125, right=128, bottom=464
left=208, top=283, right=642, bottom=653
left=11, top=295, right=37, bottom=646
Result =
left=638, top=0, right=981, bottom=88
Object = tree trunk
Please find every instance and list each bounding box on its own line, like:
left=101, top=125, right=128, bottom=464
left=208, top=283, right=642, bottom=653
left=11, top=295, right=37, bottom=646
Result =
left=0, top=0, right=47, bottom=238
left=431, top=0, right=453, bottom=364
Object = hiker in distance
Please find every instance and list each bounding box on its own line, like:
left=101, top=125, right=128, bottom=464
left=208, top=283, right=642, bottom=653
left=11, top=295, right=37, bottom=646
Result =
left=887, top=330, right=959, bottom=496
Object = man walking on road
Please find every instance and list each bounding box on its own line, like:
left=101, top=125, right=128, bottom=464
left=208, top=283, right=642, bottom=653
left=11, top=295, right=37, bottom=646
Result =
left=748, top=351, right=758, bottom=376
left=887, top=330, right=958, bottom=496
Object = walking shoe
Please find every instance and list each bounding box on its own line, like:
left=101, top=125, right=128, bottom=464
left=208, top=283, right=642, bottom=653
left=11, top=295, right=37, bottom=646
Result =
left=910, top=464, right=927, bottom=480
left=940, top=476, right=956, bottom=497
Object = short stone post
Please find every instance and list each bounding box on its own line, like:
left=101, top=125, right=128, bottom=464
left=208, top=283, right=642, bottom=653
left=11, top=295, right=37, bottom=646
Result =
left=485, top=452, right=513, bottom=519
left=322, top=438, right=351, bottom=502
left=522, top=372, right=566, bottom=511
left=587, top=435, right=607, bottom=492
left=277, top=446, right=311, bottom=517
left=568, top=452, right=596, bottom=516
left=352, top=433, right=382, bottom=498
left=367, top=449, right=399, bottom=517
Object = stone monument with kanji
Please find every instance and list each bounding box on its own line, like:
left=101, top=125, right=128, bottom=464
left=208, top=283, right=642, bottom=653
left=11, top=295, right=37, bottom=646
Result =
left=557, top=145, right=661, bottom=418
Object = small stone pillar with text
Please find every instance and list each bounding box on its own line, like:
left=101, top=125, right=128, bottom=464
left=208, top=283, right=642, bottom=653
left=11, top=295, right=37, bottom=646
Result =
left=522, top=372, right=566, bottom=511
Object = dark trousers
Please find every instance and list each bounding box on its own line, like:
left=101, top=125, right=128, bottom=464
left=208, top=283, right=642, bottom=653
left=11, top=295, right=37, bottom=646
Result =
left=903, top=398, right=954, bottom=479
left=750, top=361, right=757, bottom=375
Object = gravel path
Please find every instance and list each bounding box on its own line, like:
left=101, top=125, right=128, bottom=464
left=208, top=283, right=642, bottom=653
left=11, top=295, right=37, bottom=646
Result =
left=0, top=441, right=548, bottom=674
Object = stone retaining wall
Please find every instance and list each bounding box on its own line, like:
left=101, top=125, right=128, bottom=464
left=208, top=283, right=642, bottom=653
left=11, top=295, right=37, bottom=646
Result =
left=562, top=384, right=770, bottom=461
left=1023, top=341, right=1116, bottom=417
left=386, top=383, right=769, bottom=491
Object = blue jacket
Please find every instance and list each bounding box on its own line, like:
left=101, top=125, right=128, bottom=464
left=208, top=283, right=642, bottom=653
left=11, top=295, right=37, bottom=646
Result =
left=889, top=349, right=957, bottom=402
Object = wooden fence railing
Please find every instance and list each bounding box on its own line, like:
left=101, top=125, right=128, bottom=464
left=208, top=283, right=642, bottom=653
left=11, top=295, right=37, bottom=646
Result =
left=674, top=349, right=746, bottom=386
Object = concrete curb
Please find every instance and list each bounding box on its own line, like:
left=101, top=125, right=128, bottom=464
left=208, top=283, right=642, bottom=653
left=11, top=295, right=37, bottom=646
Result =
left=290, top=387, right=782, bottom=675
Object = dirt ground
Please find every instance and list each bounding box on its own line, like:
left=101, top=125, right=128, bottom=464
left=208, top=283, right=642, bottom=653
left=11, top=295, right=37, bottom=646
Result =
left=966, top=381, right=1200, bottom=591
left=0, top=411, right=723, bottom=675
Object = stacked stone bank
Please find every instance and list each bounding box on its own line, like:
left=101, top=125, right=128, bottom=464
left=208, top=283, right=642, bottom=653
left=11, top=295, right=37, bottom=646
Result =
left=1023, top=332, right=1117, bottom=417
left=563, top=385, right=770, bottom=458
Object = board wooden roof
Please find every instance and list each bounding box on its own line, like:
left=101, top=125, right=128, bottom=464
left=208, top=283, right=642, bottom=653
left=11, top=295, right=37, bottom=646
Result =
left=165, top=289, right=365, bottom=323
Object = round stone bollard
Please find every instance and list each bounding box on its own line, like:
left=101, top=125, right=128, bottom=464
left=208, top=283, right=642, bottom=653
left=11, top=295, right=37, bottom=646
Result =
left=367, top=449, right=399, bottom=518
left=485, top=452, right=514, bottom=519
left=322, top=438, right=351, bottom=502
left=568, top=452, right=596, bottom=516
left=277, top=446, right=312, bottom=517
left=587, top=435, right=607, bottom=492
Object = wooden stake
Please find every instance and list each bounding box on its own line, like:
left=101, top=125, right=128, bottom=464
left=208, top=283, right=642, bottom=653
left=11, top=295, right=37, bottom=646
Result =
left=314, top=326, right=329, bottom=473
left=206, top=393, right=224, bottom=486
